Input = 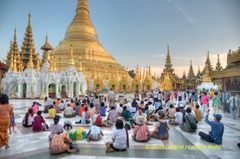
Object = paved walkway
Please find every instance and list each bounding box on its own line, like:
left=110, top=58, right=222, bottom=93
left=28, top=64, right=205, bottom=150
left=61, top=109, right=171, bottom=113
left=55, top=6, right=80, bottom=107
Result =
left=0, top=99, right=239, bottom=159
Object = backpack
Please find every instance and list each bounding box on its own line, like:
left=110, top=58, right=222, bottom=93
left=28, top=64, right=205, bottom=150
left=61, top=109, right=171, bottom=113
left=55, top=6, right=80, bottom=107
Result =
left=95, top=115, right=102, bottom=126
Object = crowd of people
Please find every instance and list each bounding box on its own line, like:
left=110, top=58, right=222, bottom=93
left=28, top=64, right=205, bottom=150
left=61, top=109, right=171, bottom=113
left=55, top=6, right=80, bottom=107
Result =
left=0, top=88, right=240, bottom=154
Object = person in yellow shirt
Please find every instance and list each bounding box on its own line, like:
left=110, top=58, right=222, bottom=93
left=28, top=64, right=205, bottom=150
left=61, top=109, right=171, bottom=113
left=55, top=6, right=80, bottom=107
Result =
left=48, top=105, right=56, bottom=119
left=194, top=104, right=202, bottom=123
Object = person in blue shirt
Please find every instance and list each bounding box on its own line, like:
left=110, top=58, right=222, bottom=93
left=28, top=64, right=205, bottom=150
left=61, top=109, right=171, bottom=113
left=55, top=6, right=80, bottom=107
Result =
left=198, top=112, right=224, bottom=145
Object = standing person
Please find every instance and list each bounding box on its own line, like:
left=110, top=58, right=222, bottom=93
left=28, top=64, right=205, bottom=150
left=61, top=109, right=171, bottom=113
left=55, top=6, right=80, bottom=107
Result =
left=198, top=112, right=224, bottom=145
left=229, top=93, right=238, bottom=119
left=0, top=94, right=13, bottom=149
left=212, top=92, right=221, bottom=114
left=151, top=112, right=170, bottom=140
left=105, top=119, right=129, bottom=153
left=201, top=92, right=209, bottom=115
left=108, top=88, right=115, bottom=105
left=192, top=92, right=198, bottom=108
left=22, top=108, right=34, bottom=127
left=93, top=95, right=100, bottom=112
left=9, top=112, right=16, bottom=134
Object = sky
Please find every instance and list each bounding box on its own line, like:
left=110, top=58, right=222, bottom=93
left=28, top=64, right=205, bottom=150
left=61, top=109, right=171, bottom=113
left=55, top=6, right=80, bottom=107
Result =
left=0, top=0, right=240, bottom=77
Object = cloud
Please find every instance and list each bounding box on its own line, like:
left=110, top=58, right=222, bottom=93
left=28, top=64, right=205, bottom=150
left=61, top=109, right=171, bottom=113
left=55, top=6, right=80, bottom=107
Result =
left=150, top=54, right=165, bottom=58
left=175, top=2, right=195, bottom=24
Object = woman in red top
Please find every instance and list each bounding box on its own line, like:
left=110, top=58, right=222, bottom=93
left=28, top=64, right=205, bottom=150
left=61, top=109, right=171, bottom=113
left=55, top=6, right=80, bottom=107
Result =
left=79, top=104, right=85, bottom=117
left=32, top=111, right=48, bottom=132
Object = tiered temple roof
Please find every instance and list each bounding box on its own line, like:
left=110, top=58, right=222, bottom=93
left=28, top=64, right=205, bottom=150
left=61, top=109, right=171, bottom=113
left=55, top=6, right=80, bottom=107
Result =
left=187, top=60, right=195, bottom=80
left=215, top=54, right=223, bottom=71
left=20, top=13, right=39, bottom=69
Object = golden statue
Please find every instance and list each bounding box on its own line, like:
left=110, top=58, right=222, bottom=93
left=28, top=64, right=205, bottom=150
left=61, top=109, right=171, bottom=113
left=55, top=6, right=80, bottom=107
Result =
left=10, top=90, right=16, bottom=99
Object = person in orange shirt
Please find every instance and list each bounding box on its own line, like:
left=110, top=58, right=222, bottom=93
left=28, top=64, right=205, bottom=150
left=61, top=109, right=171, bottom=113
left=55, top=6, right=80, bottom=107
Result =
left=79, top=104, right=85, bottom=117
left=55, top=99, right=60, bottom=105
left=69, top=99, right=75, bottom=109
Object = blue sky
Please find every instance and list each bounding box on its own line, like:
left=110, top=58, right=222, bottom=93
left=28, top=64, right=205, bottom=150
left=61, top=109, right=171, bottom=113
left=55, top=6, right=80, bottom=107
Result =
left=0, top=0, right=239, bottom=76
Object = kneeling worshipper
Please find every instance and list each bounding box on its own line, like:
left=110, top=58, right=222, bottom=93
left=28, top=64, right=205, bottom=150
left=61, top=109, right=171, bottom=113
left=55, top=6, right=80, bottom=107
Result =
left=32, top=111, right=49, bottom=132
left=87, top=124, right=104, bottom=142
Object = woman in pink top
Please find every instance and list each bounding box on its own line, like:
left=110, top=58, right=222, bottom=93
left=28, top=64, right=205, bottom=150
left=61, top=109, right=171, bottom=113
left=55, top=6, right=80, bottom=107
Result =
left=32, top=102, right=39, bottom=114
left=201, top=92, right=209, bottom=113
left=132, top=117, right=151, bottom=142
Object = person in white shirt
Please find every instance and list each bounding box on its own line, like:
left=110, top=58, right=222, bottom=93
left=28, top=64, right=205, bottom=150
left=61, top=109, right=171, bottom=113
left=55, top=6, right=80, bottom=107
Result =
left=105, top=119, right=129, bottom=153
left=130, top=107, right=147, bottom=128
left=64, top=104, right=75, bottom=118
left=87, top=125, right=104, bottom=142
left=169, top=107, right=183, bottom=125
left=116, top=103, right=123, bottom=116
left=58, top=100, right=65, bottom=111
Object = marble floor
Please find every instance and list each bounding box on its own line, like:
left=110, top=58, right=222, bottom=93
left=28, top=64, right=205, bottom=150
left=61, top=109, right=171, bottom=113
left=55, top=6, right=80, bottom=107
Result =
left=0, top=99, right=240, bottom=159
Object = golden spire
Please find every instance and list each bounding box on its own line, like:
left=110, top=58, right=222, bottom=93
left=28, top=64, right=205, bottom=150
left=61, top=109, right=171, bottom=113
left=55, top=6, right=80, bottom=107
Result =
left=68, top=44, right=75, bottom=66
left=28, top=12, right=31, bottom=26
left=48, top=54, right=54, bottom=72
left=13, top=51, right=17, bottom=72
left=26, top=49, right=34, bottom=69
left=215, top=54, right=223, bottom=71
left=203, top=63, right=211, bottom=82
left=36, top=54, right=40, bottom=71
left=9, top=46, right=14, bottom=71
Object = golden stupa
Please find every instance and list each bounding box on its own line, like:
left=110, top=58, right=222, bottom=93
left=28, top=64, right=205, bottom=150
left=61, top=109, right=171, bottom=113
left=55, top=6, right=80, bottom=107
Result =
left=53, top=0, right=126, bottom=81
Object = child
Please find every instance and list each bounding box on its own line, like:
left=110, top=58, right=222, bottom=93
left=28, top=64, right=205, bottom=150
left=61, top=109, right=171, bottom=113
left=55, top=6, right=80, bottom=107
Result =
left=9, top=112, right=16, bottom=134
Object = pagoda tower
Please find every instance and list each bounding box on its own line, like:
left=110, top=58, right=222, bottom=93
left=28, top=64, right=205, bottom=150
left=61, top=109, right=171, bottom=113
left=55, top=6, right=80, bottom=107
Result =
left=215, top=54, right=223, bottom=71
left=187, top=60, right=195, bottom=80
left=6, top=41, right=13, bottom=67
left=53, top=0, right=126, bottom=81
left=182, top=70, right=186, bottom=80
left=203, top=51, right=213, bottom=73
left=161, top=45, right=174, bottom=79
left=20, top=13, right=39, bottom=69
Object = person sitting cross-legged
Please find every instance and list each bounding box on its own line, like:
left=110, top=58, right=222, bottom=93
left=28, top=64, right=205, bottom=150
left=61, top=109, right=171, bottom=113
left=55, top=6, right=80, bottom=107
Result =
left=47, top=105, right=56, bottom=119
left=180, top=108, right=197, bottom=133
left=106, top=106, right=118, bottom=125
left=49, top=116, right=64, bottom=141
left=151, top=112, right=170, bottom=140
left=198, top=111, right=224, bottom=145
left=168, top=107, right=183, bottom=125
left=87, top=124, right=104, bottom=142
left=75, top=107, right=91, bottom=124
left=130, top=107, right=147, bottom=128
left=132, top=117, right=151, bottom=142
left=64, top=104, right=75, bottom=118
left=122, top=106, right=132, bottom=121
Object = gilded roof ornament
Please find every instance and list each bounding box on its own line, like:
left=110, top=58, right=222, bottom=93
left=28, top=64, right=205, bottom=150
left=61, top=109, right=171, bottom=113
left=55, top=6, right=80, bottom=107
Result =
left=68, top=44, right=75, bottom=66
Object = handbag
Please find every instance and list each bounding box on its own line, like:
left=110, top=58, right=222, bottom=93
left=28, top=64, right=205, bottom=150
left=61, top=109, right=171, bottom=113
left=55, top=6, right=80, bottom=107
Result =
left=186, top=116, right=197, bottom=130
left=69, top=143, right=80, bottom=152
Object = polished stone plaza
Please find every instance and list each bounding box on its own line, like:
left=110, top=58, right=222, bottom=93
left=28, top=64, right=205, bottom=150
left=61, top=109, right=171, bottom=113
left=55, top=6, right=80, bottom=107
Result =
left=0, top=98, right=239, bottom=159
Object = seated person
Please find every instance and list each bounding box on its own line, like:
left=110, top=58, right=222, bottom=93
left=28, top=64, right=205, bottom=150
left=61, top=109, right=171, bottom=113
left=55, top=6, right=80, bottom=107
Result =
left=151, top=112, right=170, bottom=140
left=130, top=107, right=147, bottom=128
left=55, top=98, right=60, bottom=105
left=49, top=116, right=64, bottom=140
left=53, top=101, right=61, bottom=113
left=74, top=102, right=80, bottom=116
left=194, top=104, right=202, bottom=123
left=167, top=104, right=176, bottom=119
left=33, top=111, right=49, bottom=132
left=88, top=103, right=96, bottom=118
left=132, top=117, right=151, bottom=142
left=105, top=119, right=129, bottom=153
left=64, top=104, right=75, bottom=118
left=106, top=106, right=118, bottom=125
left=122, top=106, right=132, bottom=121
left=75, top=107, right=91, bottom=124
left=148, top=101, right=155, bottom=112
left=22, top=108, right=34, bottom=127
left=32, top=102, right=39, bottom=114
left=180, top=108, right=197, bottom=133
left=116, top=103, right=123, bottom=116
left=199, top=112, right=224, bottom=145
left=58, top=100, right=65, bottom=111
left=154, top=99, right=161, bottom=110
left=47, top=105, right=56, bottom=119
left=69, top=99, right=75, bottom=109
left=49, top=132, right=78, bottom=154
left=79, top=104, right=85, bottom=117
left=93, top=111, right=110, bottom=127
left=138, top=101, right=145, bottom=109
left=87, top=124, right=104, bottom=142
left=168, top=107, right=183, bottom=125
left=100, top=102, right=107, bottom=116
